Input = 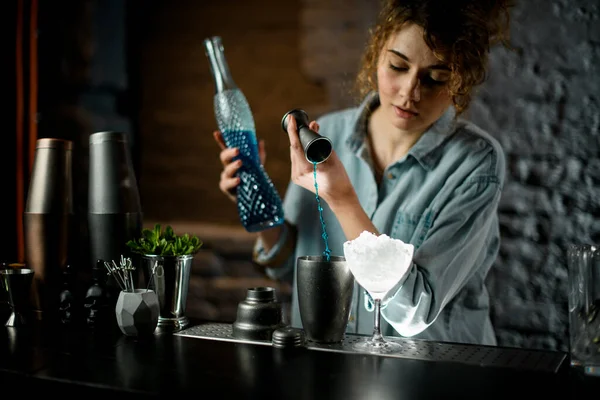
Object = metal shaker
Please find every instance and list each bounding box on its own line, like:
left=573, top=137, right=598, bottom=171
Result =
left=281, top=109, right=332, bottom=164
left=296, top=255, right=355, bottom=343
left=232, top=287, right=285, bottom=341
left=24, top=138, right=73, bottom=321
left=88, top=131, right=143, bottom=300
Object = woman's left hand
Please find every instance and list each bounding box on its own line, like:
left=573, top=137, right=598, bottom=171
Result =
left=284, top=115, right=358, bottom=211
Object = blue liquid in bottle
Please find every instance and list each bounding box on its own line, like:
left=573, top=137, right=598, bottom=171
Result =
left=313, top=161, right=331, bottom=261
left=205, top=37, right=284, bottom=232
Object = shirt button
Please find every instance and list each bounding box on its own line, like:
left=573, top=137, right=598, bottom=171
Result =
left=387, top=173, right=395, bottom=180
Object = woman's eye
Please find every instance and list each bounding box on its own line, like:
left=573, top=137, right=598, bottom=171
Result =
left=422, top=75, right=447, bottom=86
left=389, top=63, right=408, bottom=72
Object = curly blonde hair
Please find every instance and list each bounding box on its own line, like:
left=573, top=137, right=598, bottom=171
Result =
left=355, top=0, right=513, bottom=114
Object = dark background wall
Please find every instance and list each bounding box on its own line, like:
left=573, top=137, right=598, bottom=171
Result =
left=23, top=0, right=600, bottom=351
left=469, top=1, right=600, bottom=350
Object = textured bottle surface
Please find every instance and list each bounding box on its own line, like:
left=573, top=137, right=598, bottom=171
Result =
left=214, top=90, right=259, bottom=162
left=214, top=89, right=284, bottom=232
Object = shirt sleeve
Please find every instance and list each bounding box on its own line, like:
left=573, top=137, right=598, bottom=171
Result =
left=253, top=222, right=294, bottom=280
left=381, top=172, right=503, bottom=337
left=252, top=181, right=305, bottom=281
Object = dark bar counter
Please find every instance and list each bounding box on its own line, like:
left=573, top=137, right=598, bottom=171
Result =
left=1, top=311, right=598, bottom=399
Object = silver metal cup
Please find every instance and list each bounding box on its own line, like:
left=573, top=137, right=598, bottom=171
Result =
left=141, top=254, right=193, bottom=332
left=296, top=255, right=355, bottom=343
left=1, top=268, right=35, bottom=326
left=281, top=109, right=332, bottom=164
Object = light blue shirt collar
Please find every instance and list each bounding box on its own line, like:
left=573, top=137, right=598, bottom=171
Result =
left=345, top=92, right=457, bottom=171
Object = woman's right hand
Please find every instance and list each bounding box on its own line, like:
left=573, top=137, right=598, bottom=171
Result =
left=213, top=130, right=267, bottom=203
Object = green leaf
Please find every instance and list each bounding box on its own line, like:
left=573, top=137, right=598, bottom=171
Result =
left=142, top=228, right=156, bottom=243
left=125, top=223, right=203, bottom=257
left=165, top=225, right=175, bottom=240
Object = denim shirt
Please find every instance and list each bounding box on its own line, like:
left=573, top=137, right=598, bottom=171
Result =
left=256, top=92, right=504, bottom=346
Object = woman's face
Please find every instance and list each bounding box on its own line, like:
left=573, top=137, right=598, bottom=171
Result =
left=376, top=23, right=453, bottom=135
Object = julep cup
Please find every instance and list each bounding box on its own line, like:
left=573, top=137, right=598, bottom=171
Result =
left=567, top=244, right=600, bottom=376
left=296, top=256, right=354, bottom=343
left=141, top=254, right=193, bottom=332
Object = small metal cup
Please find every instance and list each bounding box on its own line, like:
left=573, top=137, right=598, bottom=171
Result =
left=141, top=254, right=193, bottom=332
left=281, top=109, right=332, bottom=164
left=296, top=256, right=355, bottom=343
left=1, top=268, right=35, bottom=327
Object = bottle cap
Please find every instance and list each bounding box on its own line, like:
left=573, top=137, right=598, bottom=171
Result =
left=272, top=327, right=306, bottom=349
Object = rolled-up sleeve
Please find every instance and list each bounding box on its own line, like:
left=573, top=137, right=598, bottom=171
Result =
left=382, top=172, right=502, bottom=337
left=253, top=182, right=306, bottom=281
left=253, top=222, right=293, bottom=280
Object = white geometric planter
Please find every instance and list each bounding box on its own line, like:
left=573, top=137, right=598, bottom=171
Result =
left=115, top=289, right=159, bottom=337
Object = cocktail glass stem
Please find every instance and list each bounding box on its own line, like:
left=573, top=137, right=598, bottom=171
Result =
left=370, top=298, right=386, bottom=345
left=351, top=294, right=402, bottom=354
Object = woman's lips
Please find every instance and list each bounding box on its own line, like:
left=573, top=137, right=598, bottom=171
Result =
left=394, top=105, right=418, bottom=119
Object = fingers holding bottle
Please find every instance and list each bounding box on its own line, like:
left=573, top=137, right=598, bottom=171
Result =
left=213, top=130, right=227, bottom=150
left=213, top=130, right=241, bottom=202
left=219, top=160, right=242, bottom=202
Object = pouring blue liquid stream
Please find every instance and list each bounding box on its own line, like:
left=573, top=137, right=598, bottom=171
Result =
left=313, top=161, right=331, bottom=261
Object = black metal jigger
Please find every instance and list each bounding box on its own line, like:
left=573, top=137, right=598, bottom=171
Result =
left=281, top=109, right=332, bottom=164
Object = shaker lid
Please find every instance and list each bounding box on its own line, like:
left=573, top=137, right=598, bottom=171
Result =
left=246, top=286, right=277, bottom=302
left=272, top=327, right=305, bottom=349
left=36, top=138, right=73, bottom=150
left=89, top=131, right=128, bottom=144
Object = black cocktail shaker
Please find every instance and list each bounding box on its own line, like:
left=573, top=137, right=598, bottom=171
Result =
left=88, top=131, right=143, bottom=300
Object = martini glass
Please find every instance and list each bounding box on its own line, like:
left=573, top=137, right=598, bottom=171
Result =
left=350, top=269, right=404, bottom=353
left=343, top=232, right=414, bottom=354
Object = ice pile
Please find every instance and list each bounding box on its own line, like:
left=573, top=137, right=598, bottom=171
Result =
left=343, top=231, right=414, bottom=299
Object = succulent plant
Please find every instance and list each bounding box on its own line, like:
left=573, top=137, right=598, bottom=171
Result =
left=126, top=224, right=202, bottom=256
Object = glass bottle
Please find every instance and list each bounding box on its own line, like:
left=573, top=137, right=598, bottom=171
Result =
left=204, top=36, right=284, bottom=232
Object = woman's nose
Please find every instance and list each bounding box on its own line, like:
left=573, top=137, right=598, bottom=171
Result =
left=401, top=74, right=421, bottom=102
left=411, top=80, right=421, bottom=102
